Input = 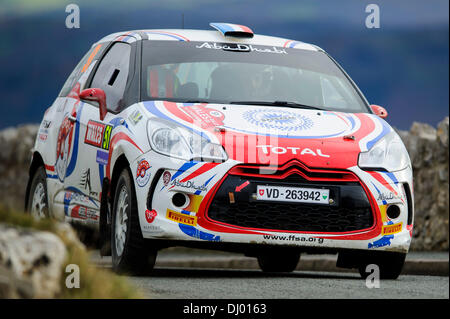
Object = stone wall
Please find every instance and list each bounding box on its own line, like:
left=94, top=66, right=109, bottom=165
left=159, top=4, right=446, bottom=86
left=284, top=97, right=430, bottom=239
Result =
left=0, top=124, right=39, bottom=211
left=397, top=117, right=449, bottom=250
left=0, top=224, right=67, bottom=298
left=0, top=118, right=448, bottom=251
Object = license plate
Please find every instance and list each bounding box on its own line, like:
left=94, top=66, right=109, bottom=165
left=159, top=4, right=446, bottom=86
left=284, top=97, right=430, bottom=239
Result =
left=256, top=185, right=330, bottom=204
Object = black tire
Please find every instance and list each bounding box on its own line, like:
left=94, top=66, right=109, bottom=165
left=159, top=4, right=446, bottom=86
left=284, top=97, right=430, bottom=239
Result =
left=111, top=168, right=157, bottom=275
left=257, top=251, right=300, bottom=273
left=358, top=252, right=406, bottom=280
left=27, top=166, right=49, bottom=219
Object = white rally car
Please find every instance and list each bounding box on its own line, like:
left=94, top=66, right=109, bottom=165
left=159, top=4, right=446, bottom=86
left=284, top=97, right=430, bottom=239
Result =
left=26, top=23, right=413, bottom=278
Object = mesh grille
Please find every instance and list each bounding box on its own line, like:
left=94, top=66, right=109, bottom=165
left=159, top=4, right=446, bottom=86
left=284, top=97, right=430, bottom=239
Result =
left=208, top=200, right=373, bottom=233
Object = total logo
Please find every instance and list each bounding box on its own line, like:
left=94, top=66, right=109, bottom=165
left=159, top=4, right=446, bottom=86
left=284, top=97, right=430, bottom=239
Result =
left=145, top=209, right=157, bottom=223
left=256, top=145, right=330, bottom=157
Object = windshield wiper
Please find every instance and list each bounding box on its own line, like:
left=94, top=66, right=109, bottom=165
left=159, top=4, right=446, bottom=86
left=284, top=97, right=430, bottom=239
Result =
left=229, top=100, right=324, bottom=110
left=147, top=98, right=223, bottom=104
left=147, top=98, right=208, bottom=103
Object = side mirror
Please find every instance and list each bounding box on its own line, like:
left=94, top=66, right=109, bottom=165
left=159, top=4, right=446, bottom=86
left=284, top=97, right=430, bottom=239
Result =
left=79, top=88, right=107, bottom=121
left=370, top=104, right=388, bottom=119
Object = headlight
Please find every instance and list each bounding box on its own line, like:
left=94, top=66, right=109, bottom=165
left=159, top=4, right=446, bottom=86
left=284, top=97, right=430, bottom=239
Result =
left=358, top=131, right=410, bottom=172
left=147, top=118, right=228, bottom=162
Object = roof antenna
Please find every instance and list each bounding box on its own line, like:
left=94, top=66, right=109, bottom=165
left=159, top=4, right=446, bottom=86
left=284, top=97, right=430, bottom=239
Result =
left=182, top=13, right=184, bottom=29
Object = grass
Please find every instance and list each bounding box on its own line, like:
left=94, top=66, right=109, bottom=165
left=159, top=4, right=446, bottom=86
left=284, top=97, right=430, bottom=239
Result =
left=0, top=205, right=143, bottom=298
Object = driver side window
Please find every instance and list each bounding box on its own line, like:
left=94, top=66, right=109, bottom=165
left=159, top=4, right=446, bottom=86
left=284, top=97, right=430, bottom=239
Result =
left=90, top=42, right=131, bottom=113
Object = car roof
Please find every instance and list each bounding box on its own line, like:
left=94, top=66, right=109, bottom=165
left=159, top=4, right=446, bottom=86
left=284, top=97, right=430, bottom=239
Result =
left=93, top=28, right=323, bottom=52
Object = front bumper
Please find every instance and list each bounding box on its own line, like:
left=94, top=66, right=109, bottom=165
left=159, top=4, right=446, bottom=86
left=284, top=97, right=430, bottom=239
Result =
left=134, top=153, right=413, bottom=254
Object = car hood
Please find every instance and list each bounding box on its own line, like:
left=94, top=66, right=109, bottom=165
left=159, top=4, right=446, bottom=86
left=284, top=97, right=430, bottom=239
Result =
left=143, top=100, right=392, bottom=169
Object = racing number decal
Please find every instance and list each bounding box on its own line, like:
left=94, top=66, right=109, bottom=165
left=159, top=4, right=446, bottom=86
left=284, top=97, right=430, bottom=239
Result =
left=84, top=120, right=113, bottom=150
left=102, top=125, right=112, bottom=150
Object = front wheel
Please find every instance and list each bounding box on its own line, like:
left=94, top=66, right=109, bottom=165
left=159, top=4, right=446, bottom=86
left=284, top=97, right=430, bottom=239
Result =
left=257, top=251, right=300, bottom=273
left=111, top=168, right=157, bottom=275
left=27, top=166, right=49, bottom=219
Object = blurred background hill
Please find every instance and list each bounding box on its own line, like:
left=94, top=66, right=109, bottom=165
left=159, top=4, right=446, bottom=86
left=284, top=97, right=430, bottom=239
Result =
left=0, top=0, right=448, bottom=130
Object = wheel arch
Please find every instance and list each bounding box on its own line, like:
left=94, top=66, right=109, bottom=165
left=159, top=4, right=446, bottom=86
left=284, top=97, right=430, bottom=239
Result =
left=99, top=153, right=132, bottom=256
left=24, top=151, right=45, bottom=211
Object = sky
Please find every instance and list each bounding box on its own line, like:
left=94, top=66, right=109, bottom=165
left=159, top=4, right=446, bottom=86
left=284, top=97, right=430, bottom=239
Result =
left=0, top=0, right=448, bottom=130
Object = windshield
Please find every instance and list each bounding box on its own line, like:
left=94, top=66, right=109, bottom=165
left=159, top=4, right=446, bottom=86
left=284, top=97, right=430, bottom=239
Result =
left=141, top=41, right=369, bottom=112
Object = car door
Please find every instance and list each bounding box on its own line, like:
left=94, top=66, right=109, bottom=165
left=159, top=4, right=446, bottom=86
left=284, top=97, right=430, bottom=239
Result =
left=63, top=41, right=133, bottom=224
left=50, top=44, right=106, bottom=220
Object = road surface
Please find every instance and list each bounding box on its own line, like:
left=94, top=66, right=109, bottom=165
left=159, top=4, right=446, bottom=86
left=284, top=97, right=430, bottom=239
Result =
left=91, top=249, right=449, bottom=299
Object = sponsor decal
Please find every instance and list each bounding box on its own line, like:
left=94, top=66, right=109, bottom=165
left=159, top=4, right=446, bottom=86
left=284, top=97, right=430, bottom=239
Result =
left=256, top=145, right=330, bottom=157
left=64, top=188, right=99, bottom=217
left=179, top=224, right=220, bottom=241
left=38, top=133, right=48, bottom=142
left=145, top=209, right=157, bottom=224
left=42, top=120, right=51, bottom=129
left=379, top=204, right=389, bottom=223
left=171, top=179, right=208, bottom=192
left=166, top=209, right=197, bottom=226
left=79, top=168, right=91, bottom=193
left=163, top=171, right=171, bottom=186
left=81, top=44, right=102, bottom=73
left=84, top=120, right=113, bottom=150
left=95, top=150, right=109, bottom=165
left=263, top=234, right=324, bottom=244
left=86, top=208, right=98, bottom=220
left=109, top=117, right=129, bottom=130
left=136, top=159, right=151, bottom=187
left=72, top=206, right=86, bottom=219
left=196, top=42, right=287, bottom=55
left=143, top=224, right=163, bottom=233
left=243, top=109, right=313, bottom=131
left=368, top=235, right=394, bottom=249
left=382, top=222, right=402, bottom=235
left=56, top=101, right=66, bottom=112
left=64, top=191, right=90, bottom=204
left=377, top=192, right=401, bottom=202
left=55, top=115, right=75, bottom=182
left=406, top=224, right=413, bottom=237
left=181, top=105, right=224, bottom=129
left=71, top=206, right=98, bottom=220
left=38, top=122, right=50, bottom=142
left=184, top=194, right=204, bottom=213
left=128, top=110, right=143, bottom=125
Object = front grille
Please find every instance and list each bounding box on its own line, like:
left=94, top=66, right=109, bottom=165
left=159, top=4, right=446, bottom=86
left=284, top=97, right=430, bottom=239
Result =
left=208, top=200, right=373, bottom=233
left=228, top=160, right=359, bottom=183
left=206, top=163, right=374, bottom=233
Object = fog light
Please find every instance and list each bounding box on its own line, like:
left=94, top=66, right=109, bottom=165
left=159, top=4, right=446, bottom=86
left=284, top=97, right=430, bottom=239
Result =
left=172, top=193, right=187, bottom=207
left=387, top=205, right=401, bottom=219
